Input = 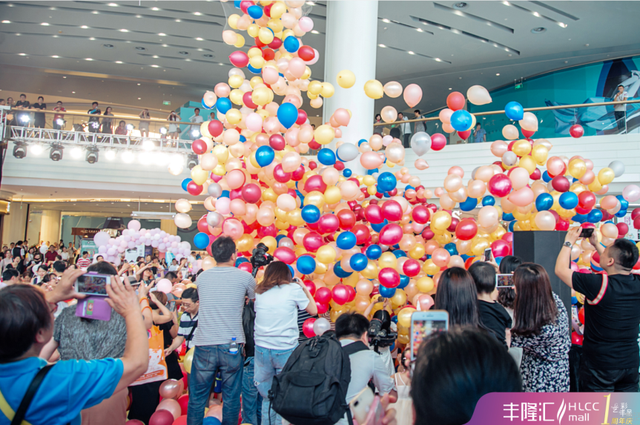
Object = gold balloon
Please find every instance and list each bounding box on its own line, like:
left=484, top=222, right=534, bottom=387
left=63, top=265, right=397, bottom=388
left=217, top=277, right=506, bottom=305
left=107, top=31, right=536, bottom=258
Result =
left=337, top=70, right=356, bottom=88
left=364, top=79, right=384, bottom=99
left=397, top=307, right=416, bottom=328
left=416, top=276, right=435, bottom=293
left=183, top=347, right=195, bottom=373
left=598, top=167, right=615, bottom=185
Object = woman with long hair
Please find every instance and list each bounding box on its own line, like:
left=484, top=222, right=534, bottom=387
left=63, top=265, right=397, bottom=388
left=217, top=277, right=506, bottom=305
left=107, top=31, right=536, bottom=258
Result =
left=101, top=106, right=114, bottom=134
left=374, top=113, right=384, bottom=135
left=510, top=263, right=570, bottom=392
left=498, top=255, right=522, bottom=320
left=254, top=261, right=317, bottom=425
left=434, top=267, right=481, bottom=327
left=139, top=108, right=151, bottom=137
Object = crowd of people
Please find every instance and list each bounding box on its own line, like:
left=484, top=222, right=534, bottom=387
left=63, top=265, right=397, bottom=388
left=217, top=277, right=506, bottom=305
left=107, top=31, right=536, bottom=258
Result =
left=0, top=228, right=639, bottom=425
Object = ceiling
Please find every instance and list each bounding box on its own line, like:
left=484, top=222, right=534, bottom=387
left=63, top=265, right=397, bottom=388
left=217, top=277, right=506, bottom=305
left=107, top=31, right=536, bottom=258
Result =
left=1, top=1, right=640, bottom=117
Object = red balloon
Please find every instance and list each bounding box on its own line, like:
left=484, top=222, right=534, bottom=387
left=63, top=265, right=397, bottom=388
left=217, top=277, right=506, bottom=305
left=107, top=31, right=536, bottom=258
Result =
left=291, top=165, right=305, bottom=181
left=578, top=191, right=596, bottom=209
left=457, top=130, right=471, bottom=140
left=257, top=224, right=277, bottom=238
left=298, top=45, right=315, bottom=61
left=601, top=210, right=613, bottom=222
left=273, top=164, right=292, bottom=183
left=345, top=285, right=356, bottom=302
left=337, top=209, right=356, bottom=230
left=302, top=318, right=316, bottom=337
left=316, top=301, right=328, bottom=314
left=149, top=410, right=174, bottom=425
left=192, top=139, right=208, bottom=155
left=229, top=51, right=249, bottom=67
left=632, top=208, right=640, bottom=220
left=491, top=239, right=511, bottom=258
left=273, top=247, right=296, bottom=264
left=268, top=38, right=282, bottom=49
left=521, top=129, right=536, bottom=138
left=208, top=120, right=223, bottom=137
left=578, top=307, right=585, bottom=325
left=332, top=284, right=350, bottom=305
left=243, top=91, right=258, bottom=109
left=381, top=200, right=403, bottom=221
left=197, top=216, right=209, bottom=234
left=616, top=222, right=629, bottom=238
left=411, top=205, right=430, bottom=224
left=551, top=175, right=570, bottom=192
left=571, top=332, right=584, bottom=346
left=530, top=168, right=541, bottom=180
left=269, top=134, right=286, bottom=151
left=334, top=161, right=345, bottom=171
left=304, top=280, right=316, bottom=295
left=187, top=181, right=203, bottom=196
left=317, top=214, right=340, bottom=234
left=569, top=124, right=584, bottom=138
left=303, top=232, right=323, bottom=252
left=447, top=217, right=459, bottom=233
left=402, top=259, right=421, bottom=277
left=488, top=174, right=512, bottom=198
left=241, top=183, right=261, bottom=204
left=446, top=92, right=465, bottom=111
left=502, top=232, right=513, bottom=244
left=309, top=140, right=321, bottom=151
left=555, top=219, right=570, bottom=231
left=262, top=48, right=275, bottom=61
left=364, top=204, right=384, bottom=224
left=431, top=133, right=447, bottom=151
left=352, top=224, right=371, bottom=245
left=315, top=287, right=332, bottom=304
left=296, top=109, right=308, bottom=125
left=421, top=228, right=435, bottom=240
left=633, top=256, right=640, bottom=270
left=379, top=268, right=400, bottom=288
left=378, top=223, right=403, bottom=245
left=177, top=395, right=189, bottom=416
left=237, top=262, right=253, bottom=274
left=304, top=175, right=327, bottom=193
left=173, top=416, right=187, bottom=425
left=455, top=218, right=478, bottom=241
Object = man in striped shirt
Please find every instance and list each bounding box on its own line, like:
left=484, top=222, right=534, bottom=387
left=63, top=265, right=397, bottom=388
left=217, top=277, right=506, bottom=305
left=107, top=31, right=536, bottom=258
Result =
left=76, top=251, right=92, bottom=269
left=187, top=236, right=256, bottom=425
left=165, top=287, right=199, bottom=356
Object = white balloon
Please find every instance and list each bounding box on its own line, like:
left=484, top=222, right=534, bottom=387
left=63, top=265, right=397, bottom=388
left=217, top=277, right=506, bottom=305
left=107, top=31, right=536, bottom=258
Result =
left=174, top=213, right=193, bottom=229
left=502, top=151, right=518, bottom=167
left=207, top=211, right=224, bottom=228
left=337, top=143, right=359, bottom=162
left=410, top=132, right=431, bottom=157
left=608, top=160, right=625, bottom=177
left=466, top=85, right=492, bottom=106
left=312, top=318, right=331, bottom=336
left=208, top=182, right=223, bottom=198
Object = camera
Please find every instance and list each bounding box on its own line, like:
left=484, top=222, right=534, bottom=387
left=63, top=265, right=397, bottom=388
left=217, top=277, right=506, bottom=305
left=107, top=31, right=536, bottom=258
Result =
left=368, top=309, right=397, bottom=353
left=250, top=243, right=273, bottom=277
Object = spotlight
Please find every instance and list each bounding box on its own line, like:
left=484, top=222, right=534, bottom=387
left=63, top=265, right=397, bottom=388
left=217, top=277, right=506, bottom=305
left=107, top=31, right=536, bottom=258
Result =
left=142, top=140, right=156, bottom=151
left=104, top=149, right=117, bottom=161
left=168, top=154, right=185, bottom=175
left=160, top=127, right=168, bottom=135
left=90, top=121, right=100, bottom=130
left=187, top=154, right=198, bottom=170
left=86, top=146, right=99, bottom=164
left=56, top=118, right=64, bottom=126
left=191, top=129, right=199, bottom=137
left=122, top=150, right=135, bottom=163
left=20, top=114, right=30, bottom=123
left=30, top=144, right=44, bottom=156
left=49, top=144, right=64, bottom=161
left=70, top=146, right=83, bottom=159
left=13, top=142, right=27, bottom=159
left=126, top=124, right=134, bottom=131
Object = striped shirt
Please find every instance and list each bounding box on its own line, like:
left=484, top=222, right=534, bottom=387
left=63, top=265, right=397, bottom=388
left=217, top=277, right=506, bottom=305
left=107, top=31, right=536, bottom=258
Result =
left=193, top=266, right=256, bottom=346
left=177, top=312, right=198, bottom=350
left=76, top=257, right=91, bottom=269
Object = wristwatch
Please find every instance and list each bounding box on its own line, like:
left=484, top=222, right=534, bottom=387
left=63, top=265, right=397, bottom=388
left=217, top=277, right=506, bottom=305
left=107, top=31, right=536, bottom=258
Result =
left=563, top=241, right=572, bottom=248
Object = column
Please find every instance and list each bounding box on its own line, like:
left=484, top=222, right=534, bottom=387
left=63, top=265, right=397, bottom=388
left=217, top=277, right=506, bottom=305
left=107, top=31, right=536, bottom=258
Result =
left=40, top=210, right=62, bottom=245
left=2, top=202, right=28, bottom=245
left=161, top=219, right=178, bottom=235
left=323, top=0, right=379, bottom=176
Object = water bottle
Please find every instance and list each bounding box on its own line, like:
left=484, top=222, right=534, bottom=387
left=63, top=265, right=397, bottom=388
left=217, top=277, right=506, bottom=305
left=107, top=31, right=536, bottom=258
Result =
left=229, top=337, right=238, bottom=354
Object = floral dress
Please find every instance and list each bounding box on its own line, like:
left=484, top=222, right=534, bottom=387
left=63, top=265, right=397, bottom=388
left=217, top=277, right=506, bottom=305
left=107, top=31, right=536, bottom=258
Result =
left=511, top=292, right=570, bottom=392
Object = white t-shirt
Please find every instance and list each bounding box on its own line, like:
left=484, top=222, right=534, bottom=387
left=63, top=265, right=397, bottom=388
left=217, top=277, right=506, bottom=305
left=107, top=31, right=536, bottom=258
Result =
left=39, top=245, right=48, bottom=255
left=614, top=91, right=628, bottom=112
left=60, top=252, right=69, bottom=261
left=254, top=283, right=310, bottom=350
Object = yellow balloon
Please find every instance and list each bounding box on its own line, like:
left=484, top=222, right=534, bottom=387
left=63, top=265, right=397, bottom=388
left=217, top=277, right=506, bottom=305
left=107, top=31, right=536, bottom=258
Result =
left=317, top=245, right=336, bottom=264
left=517, top=156, right=536, bottom=175
left=229, top=74, right=244, bottom=89
left=430, top=211, right=452, bottom=231
left=230, top=89, right=244, bottom=105
left=378, top=252, right=397, bottom=269
left=324, top=186, right=341, bottom=205
left=258, top=27, right=275, bottom=44
left=390, top=289, right=407, bottom=309
left=397, top=307, right=415, bottom=328
left=269, top=1, right=286, bottom=18
left=314, top=125, right=335, bottom=145
left=213, top=144, right=229, bottom=164
left=408, top=243, right=425, bottom=260
left=261, top=236, right=277, bottom=253
left=249, top=55, right=265, bottom=70
left=321, top=82, right=335, bottom=98
left=531, top=144, right=548, bottom=165
left=190, top=165, right=209, bottom=185
left=337, top=69, right=356, bottom=88
left=228, top=14, right=240, bottom=29
left=226, top=109, right=243, bottom=125
left=512, top=139, right=532, bottom=157
left=247, top=24, right=259, bottom=38
left=234, top=34, right=245, bottom=48
left=416, top=276, right=435, bottom=293
left=568, top=159, right=587, bottom=179
left=308, top=80, right=323, bottom=96
left=588, top=179, right=603, bottom=193
left=598, top=167, right=615, bottom=185
left=183, top=347, right=195, bottom=373
left=422, top=259, right=440, bottom=276
left=364, top=79, right=384, bottom=99
left=252, top=87, right=272, bottom=106
left=361, top=261, right=379, bottom=279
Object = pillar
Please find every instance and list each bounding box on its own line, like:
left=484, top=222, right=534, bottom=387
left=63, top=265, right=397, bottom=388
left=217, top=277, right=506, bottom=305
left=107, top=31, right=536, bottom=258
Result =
left=40, top=210, right=62, bottom=245
left=161, top=219, right=178, bottom=235
left=2, top=202, right=28, bottom=245
left=323, top=0, right=379, bottom=176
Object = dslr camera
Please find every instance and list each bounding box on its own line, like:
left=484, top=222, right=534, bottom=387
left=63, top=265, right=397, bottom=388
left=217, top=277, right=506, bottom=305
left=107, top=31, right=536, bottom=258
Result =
left=250, top=243, right=273, bottom=277
left=367, top=309, right=397, bottom=353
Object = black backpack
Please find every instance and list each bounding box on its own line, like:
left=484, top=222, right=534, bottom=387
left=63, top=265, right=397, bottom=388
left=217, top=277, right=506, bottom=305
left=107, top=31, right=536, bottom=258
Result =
left=269, top=332, right=368, bottom=425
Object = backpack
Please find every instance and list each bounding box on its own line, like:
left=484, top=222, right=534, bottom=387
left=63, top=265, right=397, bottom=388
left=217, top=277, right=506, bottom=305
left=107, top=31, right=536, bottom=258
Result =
left=269, top=332, right=368, bottom=425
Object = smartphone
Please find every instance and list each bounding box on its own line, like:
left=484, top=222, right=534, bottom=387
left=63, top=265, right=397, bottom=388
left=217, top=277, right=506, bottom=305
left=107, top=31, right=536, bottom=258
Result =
left=580, top=228, right=594, bottom=238
left=483, top=248, right=493, bottom=262
left=349, top=387, right=383, bottom=425
left=410, top=310, right=449, bottom=362
left=75, top=273, right=111, bottom=296
left=496, top=273, right=514, bottom=289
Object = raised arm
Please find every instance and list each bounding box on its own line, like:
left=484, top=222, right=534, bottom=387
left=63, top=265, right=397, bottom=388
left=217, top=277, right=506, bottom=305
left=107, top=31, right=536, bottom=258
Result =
left=295, top=278, right=317, bottom=316
left=555, top=227, right=581, bottom=288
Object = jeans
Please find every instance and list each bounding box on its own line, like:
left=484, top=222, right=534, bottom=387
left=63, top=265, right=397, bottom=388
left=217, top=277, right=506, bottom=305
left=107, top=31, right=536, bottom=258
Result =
left=187, top=344, right=244, bottom=425
left=614, top=111, right=626, bottom=132
left=242, top=356, right=262, bottom=425
left=254, top=345, right=296, bottom=425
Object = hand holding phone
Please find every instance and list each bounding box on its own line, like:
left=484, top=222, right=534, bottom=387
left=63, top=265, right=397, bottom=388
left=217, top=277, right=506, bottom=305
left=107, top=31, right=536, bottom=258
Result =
left=496, top=273, right=515, bottom=289
left=75, top=273, right=112, bottom=296
left=483, top=248, right=493, bottom=262
left=350, top=387, right=384, bottom=425
left=579, top=227, right=594, bottom=238
left=410, top=310, right=449, bottom=363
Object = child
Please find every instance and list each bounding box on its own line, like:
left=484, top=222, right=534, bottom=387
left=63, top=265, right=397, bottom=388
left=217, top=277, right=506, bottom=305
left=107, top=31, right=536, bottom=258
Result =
left=468, top=261, right=512, bottom=348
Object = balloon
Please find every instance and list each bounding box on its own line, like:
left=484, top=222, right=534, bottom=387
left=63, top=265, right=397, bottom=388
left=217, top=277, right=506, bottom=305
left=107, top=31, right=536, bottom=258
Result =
left=379, top=223, right=403, bottom=245
left=93, top=231, right=111, bottom=247
left=446, top=92, right=465, bottom=111
left=569, top=124, right=584, bottom=138
left=364, top=80, right=384, bottom=99
left=466, top=85, right=492, bottom=105
left=336, top=232, right=357, bottom=250
left=431, top=133, right=447, bottom=151
left=302, top=318, right=316, bottom=338
left=383, top=81, right=403, bottom=98
left=297, top=255, right=316, bottom=275
left=519, top=112, right=538, bottom=132
left=450, top=110, right=472, bottom=132
left=277, top=103, right=298, bottom=129
left=609, top=160, right=625, bottom=177
left=623, top=185, right=640, bottom=202
left=381, top=106, right=398, bottom=123
left=255, top=146, right=275, bottom=167
left=337, top=69, right=356, bottom=88
left=183, top=348, right=194, bottom=373
left=377, top=172, right=397, bottom=193
left=149, top=410, right=174, bottom=425
left=559, top=192, right=579, bottom=209
left=505, top=101, right=523, bottom=121
left=403, top=84, right=422, bottom=108
left=159, top=379, right=182, bottom=400
left=157, top=399, right=181, bottom=420
left=488, top=174, right=512, bottom=198
left=534, top=211, right=556, bottom=231
left=313, top=317, right=331, bottom=336
left=379, top=267, right=401, bottom=288
left=337, top=143, right=359, bottom=162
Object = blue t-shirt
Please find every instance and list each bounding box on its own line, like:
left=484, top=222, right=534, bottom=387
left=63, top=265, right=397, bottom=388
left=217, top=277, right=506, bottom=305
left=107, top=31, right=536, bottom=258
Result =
left=0, top=356, right=123, bottom=425
left=473, top=128, right=486, bottom=143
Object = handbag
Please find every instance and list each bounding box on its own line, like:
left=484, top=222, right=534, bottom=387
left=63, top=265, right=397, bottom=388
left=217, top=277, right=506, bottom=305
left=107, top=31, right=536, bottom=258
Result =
left=130, top=326, right=168, bottom=386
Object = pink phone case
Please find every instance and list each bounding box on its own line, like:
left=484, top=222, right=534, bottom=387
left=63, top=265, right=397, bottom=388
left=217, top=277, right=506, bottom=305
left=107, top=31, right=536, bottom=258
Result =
left=362, top=396, right=384, bottom=425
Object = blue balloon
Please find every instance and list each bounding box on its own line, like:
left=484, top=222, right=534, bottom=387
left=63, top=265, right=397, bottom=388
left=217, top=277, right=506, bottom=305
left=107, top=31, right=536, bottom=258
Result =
left=220, top=190, right=230, bottom=198
left=247, top=64, right=261, bottom=74
left=444, top=242, right=458, bottom=256
left=181, top=178, right=192, bottom=191
left=392, top=250, right=407, bottom=258
left=377, top=172, right=397, bottom=193
left=615, top=209, right=628, bottom=218
left=482, top=196, right=495, bottom=206
left=459, top=197, right=477, bottom=212
left=508, top=221, right=516, bottom=232
left=505, top=101, right=524, bottom=121
left=495, top=256, right=503, bottom=266
left=193, top=232, right=210, bottom=249
left=301, top=205, right=321, bottom=224
left=350, top=253, right=368, bottom=272
left=572, top=214, right=588, bottom=223
left=235, top=257, right=249, bottom=268
left=296, top=255, right=316, bottom=275
left=398, top=274, right=410, bottom=289
left=559, top=192, right=579, bottom=209
left=239, top=135, right=247, bottom=143
left=450, top=110, right=473, bottom=132
left=247, top=5, right=263, bottom=19
left=587, top=209, right=603, bottom=223
left=283, top=35, right=300, bottom=53
left=276, top=235, right=286, bottom=242
left=287, top=265, right=295, bottom=277
left=233, top=0, right=241, bottom=8
left=366, top=244, right=382, bottom=260
left=204, top=417, right=222, bottom=425
left=378, top=285, right=396, bottom=298
left=333, top=261, right=352, bottom=278
left=255, top=145, right=275, bottom=167
left=542, top=171, right=552, bottom=182
left=336, top=232, right=357, bottom=250
left=502, top=212, right=515, bottom=222
left=277, top=103, right=298, bottom=129
left=343, top=168, right=352, bottom=178
left=535, top=193, right=554, bottom=211
left=317, top=148, right=336, bottom=166
left=617, top=195, right=629, bottom=211
left=216, top=97, right=232, bottom=114
left=371, top=219, right=388, bottom=233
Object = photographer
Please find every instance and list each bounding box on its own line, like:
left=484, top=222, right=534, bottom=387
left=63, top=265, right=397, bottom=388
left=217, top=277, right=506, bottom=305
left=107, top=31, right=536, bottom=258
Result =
left=364, top=298, right=397, bottom=375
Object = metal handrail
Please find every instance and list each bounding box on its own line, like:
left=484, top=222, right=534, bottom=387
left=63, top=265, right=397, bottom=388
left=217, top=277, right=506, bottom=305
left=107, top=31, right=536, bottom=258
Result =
left=3, top=108, right=200, bottom=126
left=374, top=99, right=640, bottom=126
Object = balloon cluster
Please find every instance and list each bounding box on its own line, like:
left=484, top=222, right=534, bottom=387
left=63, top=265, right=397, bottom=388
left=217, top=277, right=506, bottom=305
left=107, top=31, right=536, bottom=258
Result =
left=92, top=220, right=192, bottom=266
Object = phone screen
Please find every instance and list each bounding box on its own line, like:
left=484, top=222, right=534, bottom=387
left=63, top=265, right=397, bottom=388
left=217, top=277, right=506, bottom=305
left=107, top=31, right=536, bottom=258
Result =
left=411, top=318, right=448, bottom=361
left=580, top=228, right=594, bottom=238
left=76, top=274, right=110, bottom=296
left=496, top=273, right=514, bottom=288
left=484, top=248, right=492, bottom=262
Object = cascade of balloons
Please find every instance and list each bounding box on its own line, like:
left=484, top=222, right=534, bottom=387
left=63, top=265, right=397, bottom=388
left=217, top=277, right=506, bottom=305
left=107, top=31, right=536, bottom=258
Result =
left=167, top=0, right=640, bottom=345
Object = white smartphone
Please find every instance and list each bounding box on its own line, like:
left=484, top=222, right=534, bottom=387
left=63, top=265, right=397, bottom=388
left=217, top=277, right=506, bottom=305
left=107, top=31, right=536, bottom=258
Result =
left=496, top=273, right=515, bottom=289
left=75, top=273, right=111, bottom=296
left=483, top=248, right=493, bottom=262
left=410, top=310, right=449, bottom=362
left=349, top=386, right=383, bottom=425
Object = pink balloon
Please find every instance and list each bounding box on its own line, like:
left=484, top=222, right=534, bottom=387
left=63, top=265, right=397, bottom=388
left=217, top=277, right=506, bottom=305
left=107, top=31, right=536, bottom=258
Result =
left=378, top=223, right=403, bottom=245
left=215, top=197, right=231, bottom=215
left=288, top=57, right=306, bottom=78
left=262, top=67, right=279, bottom=85
left=333, top=108, right=350, bottom=127
left=245, top=113, right=263, bottom=132
left=298, top=16, right=314, bottom=32
left=403, top=83, right=423, bottom=108
left=360, top=152, right=384, bottom=170
left=274, top=247, right=296, bottom=264
left=214, top=83, right=230, bottom=98
left=226, top=169, right=246, bottom=190
left=156, top=399, right=181, bottom=420
left=222, top=218, right=244, bottom=240
left=439, top=109, right=453, bottom=123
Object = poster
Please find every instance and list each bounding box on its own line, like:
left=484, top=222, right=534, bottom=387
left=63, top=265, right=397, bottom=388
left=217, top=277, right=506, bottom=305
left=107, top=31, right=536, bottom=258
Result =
left=125, top=244, right=146, bottom=263
left=80, top=239, right=97, bottom=258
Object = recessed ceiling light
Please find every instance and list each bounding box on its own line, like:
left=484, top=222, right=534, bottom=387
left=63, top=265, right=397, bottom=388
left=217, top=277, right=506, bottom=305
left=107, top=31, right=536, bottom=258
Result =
left=435, top=58, right=442, bottom=62
left=52, top=35, right=58, bottom=38
left=135, top=15, right=142, bottom=18
left=153, top=55, right=159, bottom=58
left=185, top=58, right=191, bottom=62
left=89, top=37, right=95, bottom=40
left=195, top=37, right=204, bottom=41
left=151, top=7, right=160, bottom=11
left=197, top=48, right=203, bottom=52
left=378, top=44, right=386, bottom=48
left=311, top=30, right=319, bottom=34
left=408, top=51, right=415, bottom=55
left=1, top=20, right=10, bottom=24
left=119, top=29, right=129, bottom=32
left=496, top=73, right=500, bottom=76
left=162, top=44, right=168, bottom=47
left=382, top=18, right=390, bottom=23
left=103, top=44, right=114, bottom=48
left=151, top=64, right=159, bottom=68
left=108, top=3, right=118, bottom=6
left=137, top=83, right=141, bottom=85
left=18, top=53, right=26, bottom=56
left=63, top=76, right=66, bottom=78
left=306, top=1, right=315, bottom=5
left=448, top=88, right=452, bottom=90
left=41, top=22, right=50, bottom=26
left=175, top=19, right=181, bottom=22
left=51, top=55, right=60, bottom=58
left=193, top=11, right=202, bottom=15
left=158, top=32, right=166, bottom=36
left=115, top=61, right=123, bottom=64
left=558, top=22, right=567, bottom=28
left=85, top=58, right=93, bottom=61
left=531, top=27, right=546, bottom=34
left=15, top=33, right=20, bottom=36
left=532, top=11, right=540, bottom=17
left=219, top=62, right=225, bottom=66
left=72, top=91, right=76, bottom=94
left=138, top=97, right=141, bottom=100
left=81, top=25, right=89, bottom=29
left=135, top=46, right=146, bottom=51
left=416, top=28, right=423, bottom=32
left=92, top=11, right=99, bottom=14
